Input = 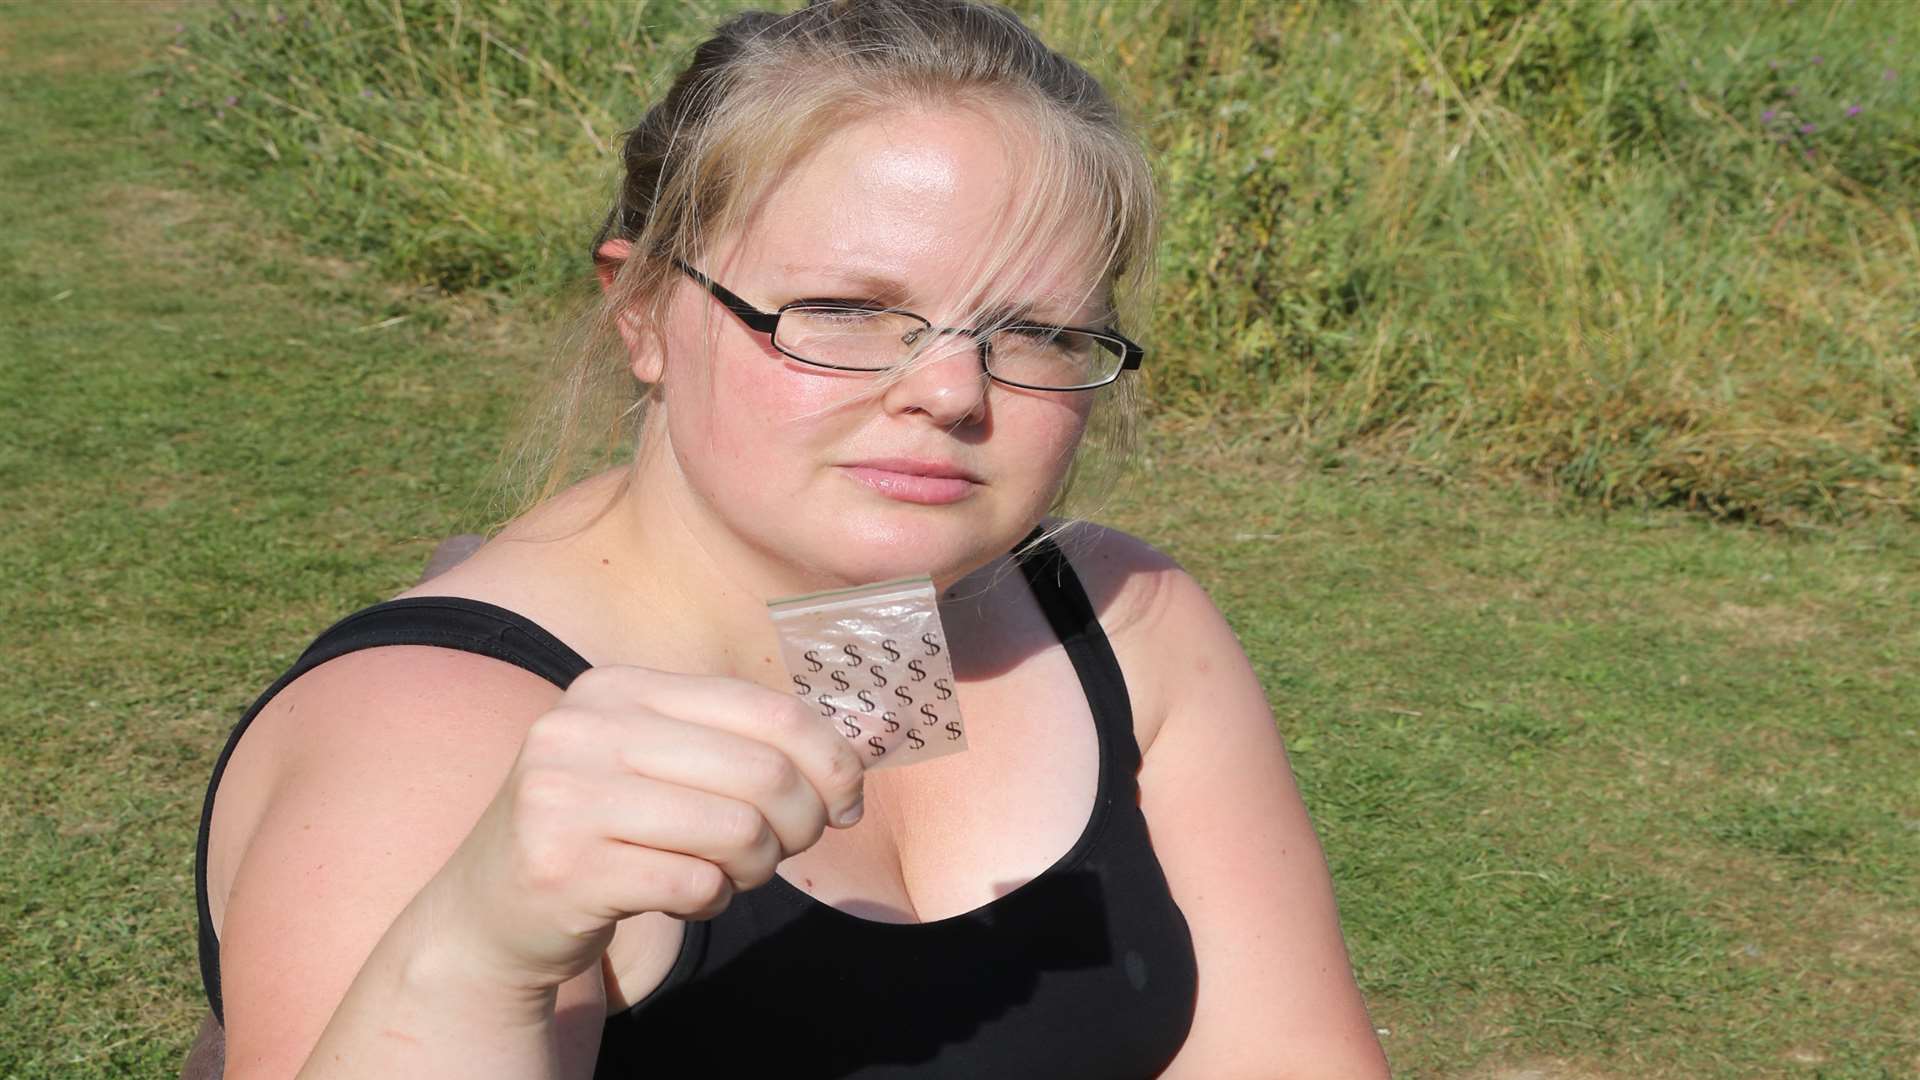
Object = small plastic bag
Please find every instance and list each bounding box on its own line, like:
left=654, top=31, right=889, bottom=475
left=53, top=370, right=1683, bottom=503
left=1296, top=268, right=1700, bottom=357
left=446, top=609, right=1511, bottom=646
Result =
left=768, top=576, right=967, bottom=770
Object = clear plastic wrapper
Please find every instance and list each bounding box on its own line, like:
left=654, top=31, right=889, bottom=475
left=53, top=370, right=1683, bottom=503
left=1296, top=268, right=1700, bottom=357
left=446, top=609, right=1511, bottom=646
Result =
left=768, top=576, right=967, bottom=770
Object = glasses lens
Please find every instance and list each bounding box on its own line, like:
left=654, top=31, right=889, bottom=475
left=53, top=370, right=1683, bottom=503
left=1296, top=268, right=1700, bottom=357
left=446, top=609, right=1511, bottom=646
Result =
left=987, top=327, right=1122, bottom=389
left=775, top=306, right=928, bottom=371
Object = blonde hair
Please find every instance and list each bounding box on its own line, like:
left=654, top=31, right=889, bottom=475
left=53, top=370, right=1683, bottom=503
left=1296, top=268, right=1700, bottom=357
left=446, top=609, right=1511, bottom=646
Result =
left=502, top=0, right=1157, bottom=530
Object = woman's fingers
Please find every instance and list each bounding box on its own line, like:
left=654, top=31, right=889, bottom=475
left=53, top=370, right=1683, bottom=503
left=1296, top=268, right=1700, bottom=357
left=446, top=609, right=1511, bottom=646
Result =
left=555, top=841, right=738, bottom=923
left=600, top=714, right=832, bottom=858
left=443, top=664, right=867, bottom=985
left=589, top=775, right=786, bottom=891
left=567, top=666, right=868, bottom=828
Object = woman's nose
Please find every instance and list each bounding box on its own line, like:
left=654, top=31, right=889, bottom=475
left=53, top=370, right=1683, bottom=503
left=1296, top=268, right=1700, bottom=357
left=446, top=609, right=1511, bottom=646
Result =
left=880, top=333, right=989, bottom=427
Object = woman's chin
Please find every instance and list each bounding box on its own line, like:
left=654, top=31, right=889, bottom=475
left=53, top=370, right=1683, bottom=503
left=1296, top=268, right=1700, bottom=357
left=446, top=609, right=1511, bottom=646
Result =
left=787, top=520, right=1017, bottom=591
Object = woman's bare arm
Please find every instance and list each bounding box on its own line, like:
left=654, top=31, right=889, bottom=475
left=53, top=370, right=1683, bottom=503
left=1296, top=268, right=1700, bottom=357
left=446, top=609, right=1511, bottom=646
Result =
left=1081, top=530, right=1391, bottom=1079
left=212, top=640, right=865, bottom=1079
left=212, top=646, right=612, bottom=1078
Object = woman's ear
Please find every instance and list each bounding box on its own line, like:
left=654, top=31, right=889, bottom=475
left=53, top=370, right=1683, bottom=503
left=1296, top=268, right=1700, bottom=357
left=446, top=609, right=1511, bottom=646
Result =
left=593, top=238, right=631, bottom=292
left=595, top=239, right=666, bottom=385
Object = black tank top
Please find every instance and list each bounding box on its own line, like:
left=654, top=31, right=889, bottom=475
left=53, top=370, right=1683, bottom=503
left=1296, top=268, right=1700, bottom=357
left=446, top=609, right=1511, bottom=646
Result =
left=196, top=538, right=1198, bottom=1077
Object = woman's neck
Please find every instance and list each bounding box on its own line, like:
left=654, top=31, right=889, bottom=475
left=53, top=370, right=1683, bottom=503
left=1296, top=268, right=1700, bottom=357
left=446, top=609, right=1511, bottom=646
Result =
left=487, top=434, right=1012, bottom=684
left=541, top=466, right=792, bottom=685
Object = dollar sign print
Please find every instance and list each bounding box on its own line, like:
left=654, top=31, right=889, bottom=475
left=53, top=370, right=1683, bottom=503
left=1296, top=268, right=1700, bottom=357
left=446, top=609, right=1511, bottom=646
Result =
left=945, top=720, right=963, bottom=741
left=843, top=643, right=863, bottom=666
left=869, top=665, right=888, bottom=688
left=856, top=689, right=876, bottom=713
left=830, top=669, right=851, bottom=692
left=803, top=650, right=824, bottom=673
left=893, top=685, right=915, bottom=708
left=919, top=703, right=941, bottom=725
left=881, top=711, right=900, bottom=733
left=881, top=639, right=901, bottom=663
left=905, top=728, right=925, bottom=750
left=867, top=736, right=887, bottom=758
left=933, top=677, right=953, bottom=701
left=791, top=674, right=812, bottom=696
left=921, top=633, right=942, bottom=656
left=839, top=716, right=863, bottom=739
left=817, top=695, right=837, bottom=718
left=907, top=659, right=927, bottom=682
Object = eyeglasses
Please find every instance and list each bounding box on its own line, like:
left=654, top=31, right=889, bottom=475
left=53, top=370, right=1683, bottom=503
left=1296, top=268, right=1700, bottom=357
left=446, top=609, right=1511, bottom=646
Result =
left=674, top=260, right=1144, bottom=392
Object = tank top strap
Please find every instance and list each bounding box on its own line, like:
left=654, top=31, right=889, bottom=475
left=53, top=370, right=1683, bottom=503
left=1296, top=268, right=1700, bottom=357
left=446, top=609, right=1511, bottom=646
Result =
left=286, top=597, right=592, bottom=689
left=195, top=597, right=591, bottom=1023
left=1013, top=534, right=1141, bottom=775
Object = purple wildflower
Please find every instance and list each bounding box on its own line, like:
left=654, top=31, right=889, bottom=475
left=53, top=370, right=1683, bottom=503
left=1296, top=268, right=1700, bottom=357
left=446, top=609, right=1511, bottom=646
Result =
left=1761, top=109, right=1776, bottom=123
left=224, top=95, right=238, bottom=107
left=1845, top=104, right=1862, bottom=117
left=175, top=23, right=186, bottom=33
left=1886, top=70, right=1898, bottom=82
left=1810, top=55, right=1823, bottom=65
left=1803, top=149, right=1816, bottom=161
left=1800, top=122, right=1817, bottom=134
left=360, top=87, right=374, bottom=99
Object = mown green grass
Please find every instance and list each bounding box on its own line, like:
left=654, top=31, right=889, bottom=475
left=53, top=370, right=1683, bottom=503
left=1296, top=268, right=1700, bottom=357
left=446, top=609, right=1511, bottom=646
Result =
left=4, top=4, right=1917, bottom=1078
left=1110, top=434, right=1919, bottom=1075
left=153, top=0, right=1919, bottom=524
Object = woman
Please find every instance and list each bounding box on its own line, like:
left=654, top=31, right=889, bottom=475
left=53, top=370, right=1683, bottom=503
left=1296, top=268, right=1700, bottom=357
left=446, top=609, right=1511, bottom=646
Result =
left=192, top=1, right=1389, bottom=1076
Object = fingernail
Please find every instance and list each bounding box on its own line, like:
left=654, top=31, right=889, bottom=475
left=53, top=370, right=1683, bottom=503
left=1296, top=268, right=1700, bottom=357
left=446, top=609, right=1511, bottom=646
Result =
left=836, top=797, right=864, bottom=827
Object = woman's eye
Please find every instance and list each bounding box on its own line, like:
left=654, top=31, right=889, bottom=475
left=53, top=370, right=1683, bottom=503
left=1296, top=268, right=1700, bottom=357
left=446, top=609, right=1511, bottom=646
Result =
left=792, top=298, right=889, bottom=312
left=791, top=305, right=883, bottom=324
left=1004, top=326, right=1070, bottom=351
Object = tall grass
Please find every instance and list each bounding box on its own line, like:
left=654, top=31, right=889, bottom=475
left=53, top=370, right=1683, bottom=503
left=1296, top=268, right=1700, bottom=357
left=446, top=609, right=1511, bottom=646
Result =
left=154, top=0, right=1919, bottom=524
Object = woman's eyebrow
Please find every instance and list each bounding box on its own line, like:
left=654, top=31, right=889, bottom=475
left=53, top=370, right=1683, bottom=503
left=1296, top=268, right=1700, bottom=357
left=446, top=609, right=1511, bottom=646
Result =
left=778, top=265, right=913, bottom=305
left=979, top=300, right=1114, bottom=328
left=779, top=264, right=1107, bottom=324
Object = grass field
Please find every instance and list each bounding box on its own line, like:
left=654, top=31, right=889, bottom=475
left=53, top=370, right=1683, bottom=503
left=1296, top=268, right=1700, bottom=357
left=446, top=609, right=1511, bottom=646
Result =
left=2, top=3, right=1916, bottom=1078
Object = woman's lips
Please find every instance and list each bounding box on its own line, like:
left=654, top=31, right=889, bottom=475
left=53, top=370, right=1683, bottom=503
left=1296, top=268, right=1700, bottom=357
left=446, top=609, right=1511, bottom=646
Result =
left=840, top=460, right=981, bottom=505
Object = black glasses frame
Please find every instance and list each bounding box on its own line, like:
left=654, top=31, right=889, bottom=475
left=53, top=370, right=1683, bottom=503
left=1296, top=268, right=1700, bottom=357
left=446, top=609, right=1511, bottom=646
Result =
left=673, top=260, right=1144, bottom=391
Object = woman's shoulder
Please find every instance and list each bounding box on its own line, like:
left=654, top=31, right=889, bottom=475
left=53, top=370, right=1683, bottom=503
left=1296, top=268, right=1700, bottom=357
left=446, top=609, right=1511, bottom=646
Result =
left=202, top=628, right=570, bottom=932
left=1045, top=519, right=1215, bottom=636
left=228, top=586, right=583, bottom=794
left=1044, top=521, right=1237, bottom=751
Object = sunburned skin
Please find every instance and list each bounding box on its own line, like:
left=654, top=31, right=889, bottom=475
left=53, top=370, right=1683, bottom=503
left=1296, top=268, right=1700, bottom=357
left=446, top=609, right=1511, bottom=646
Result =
left=326, top=107, right=1122, bottom=959
left=613, top=104, right=1110, bottom=631
left=829, top=119, right=963, bottom=254
left=201, top=75, right=1387, bottom=1076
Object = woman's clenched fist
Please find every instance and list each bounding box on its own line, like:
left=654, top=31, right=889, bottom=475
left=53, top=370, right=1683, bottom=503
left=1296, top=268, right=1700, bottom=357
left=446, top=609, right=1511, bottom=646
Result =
left=423, top=665, right=867, bottom=991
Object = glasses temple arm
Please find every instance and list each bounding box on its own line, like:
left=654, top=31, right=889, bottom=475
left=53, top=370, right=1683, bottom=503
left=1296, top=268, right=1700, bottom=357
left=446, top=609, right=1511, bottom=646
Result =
left=674, top=259, right=781, bottom=334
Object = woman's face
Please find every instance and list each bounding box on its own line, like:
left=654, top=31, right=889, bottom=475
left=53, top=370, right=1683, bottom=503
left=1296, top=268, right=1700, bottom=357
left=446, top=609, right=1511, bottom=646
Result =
left=639, top=106, right=1107, bottom=589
